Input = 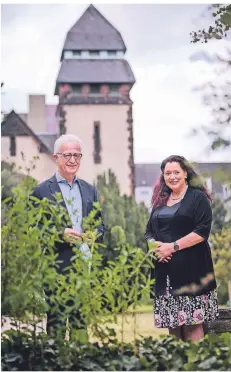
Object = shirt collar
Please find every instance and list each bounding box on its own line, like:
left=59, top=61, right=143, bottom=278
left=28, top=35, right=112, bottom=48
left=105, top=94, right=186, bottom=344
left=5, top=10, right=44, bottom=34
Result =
left=55, top=170, right=78, bottom=185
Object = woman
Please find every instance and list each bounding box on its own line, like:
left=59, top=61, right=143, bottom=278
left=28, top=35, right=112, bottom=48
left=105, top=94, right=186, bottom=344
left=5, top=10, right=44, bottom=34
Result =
left=145, top=155, right=219, bottom=342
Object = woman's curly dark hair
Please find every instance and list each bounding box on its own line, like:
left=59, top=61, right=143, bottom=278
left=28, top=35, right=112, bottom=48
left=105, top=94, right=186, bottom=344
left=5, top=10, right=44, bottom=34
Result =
left=151, top=155, right=212, bottom=208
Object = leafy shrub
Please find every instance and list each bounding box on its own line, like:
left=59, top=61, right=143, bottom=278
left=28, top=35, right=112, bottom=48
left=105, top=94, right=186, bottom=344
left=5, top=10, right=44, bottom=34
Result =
left=217, top=281, right=229, bottom=306
left=2, top=172, right=230, bottom=372
left=1, top=332, right=231, bottom=371
left=1, top=161, right=37, bottom=201
left=1, top=178, right=153, bottom=343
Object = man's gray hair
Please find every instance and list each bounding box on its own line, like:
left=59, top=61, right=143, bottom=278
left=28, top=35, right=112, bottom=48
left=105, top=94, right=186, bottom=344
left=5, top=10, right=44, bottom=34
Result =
left=54, top=134, right=83, bottom=154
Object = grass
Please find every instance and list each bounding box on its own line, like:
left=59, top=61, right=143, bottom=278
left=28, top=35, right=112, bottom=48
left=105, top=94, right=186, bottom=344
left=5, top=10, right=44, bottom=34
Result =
left=112, top=312, right=167, bottom=342
left=128, top=304, right=153, bottom=313
left=3, top=304, right=168, bottom=344
left=89, top=308, right=168, bottom=344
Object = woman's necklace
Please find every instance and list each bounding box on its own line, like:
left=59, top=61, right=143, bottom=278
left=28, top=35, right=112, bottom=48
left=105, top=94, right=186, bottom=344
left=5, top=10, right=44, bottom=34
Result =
left=170, top=185, right=188, bottom=200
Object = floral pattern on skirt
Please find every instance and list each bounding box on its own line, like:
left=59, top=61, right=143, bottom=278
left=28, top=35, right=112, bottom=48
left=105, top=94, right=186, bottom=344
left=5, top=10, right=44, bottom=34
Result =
left=154, top=276, right=219, bottom=329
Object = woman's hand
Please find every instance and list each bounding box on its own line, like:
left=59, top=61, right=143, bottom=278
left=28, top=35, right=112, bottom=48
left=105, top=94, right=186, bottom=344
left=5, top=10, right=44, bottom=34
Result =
left=155, top=241, right=175, bottom=262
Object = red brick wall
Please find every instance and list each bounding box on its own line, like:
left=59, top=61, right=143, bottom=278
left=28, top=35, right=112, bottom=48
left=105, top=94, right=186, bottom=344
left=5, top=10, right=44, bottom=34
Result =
left=59, top=83, right=131, bottom=98
left=59, top=84, right=72, bottom=96
left=101, top=84, right=109, bottom=97
left=82, top=84, right=89, bottom=97
left=120, top=85, right=130, bottom=96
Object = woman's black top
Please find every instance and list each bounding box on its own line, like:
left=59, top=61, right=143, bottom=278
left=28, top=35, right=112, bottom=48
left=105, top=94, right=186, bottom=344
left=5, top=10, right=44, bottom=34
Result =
left=158, top=202, right=181, bottom=242
left=145, top=187, right=216, bottom=297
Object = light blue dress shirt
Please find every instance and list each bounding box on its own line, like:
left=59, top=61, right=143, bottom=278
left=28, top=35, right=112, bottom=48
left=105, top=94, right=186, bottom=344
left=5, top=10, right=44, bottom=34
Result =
left=55, top=171, right=91, bottom=259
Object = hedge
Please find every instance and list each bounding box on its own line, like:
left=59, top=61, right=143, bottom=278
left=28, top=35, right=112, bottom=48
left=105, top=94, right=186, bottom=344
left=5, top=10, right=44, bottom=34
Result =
left=2, top=331, right=231, bottom=371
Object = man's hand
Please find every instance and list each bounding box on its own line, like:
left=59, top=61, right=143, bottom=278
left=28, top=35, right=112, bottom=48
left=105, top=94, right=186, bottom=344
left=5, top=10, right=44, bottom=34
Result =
left=64, top=228, right=82, bottom=242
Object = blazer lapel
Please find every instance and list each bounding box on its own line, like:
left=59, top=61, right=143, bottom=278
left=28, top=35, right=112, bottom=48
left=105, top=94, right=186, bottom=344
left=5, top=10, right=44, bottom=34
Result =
left=77, top=179, right=88, bottom=217
left=48, top=175, right=66, bottom=209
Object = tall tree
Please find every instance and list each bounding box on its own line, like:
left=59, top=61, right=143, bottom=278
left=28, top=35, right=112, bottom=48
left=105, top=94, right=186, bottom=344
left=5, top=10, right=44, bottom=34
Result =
left=190, top=4, right=231, bottom=303
left=211, top=196, right=227, bottom=235
left=191, top=4, right=231, bottom=203
left=96, top=170, right=150, bottom=308
left=191, top=4, right=231, bottom=154
left=210, top=228, right=231, bottom=302
left=191, top=4, right=231, bottom=43
left=96, top=169, right=149, bottom=263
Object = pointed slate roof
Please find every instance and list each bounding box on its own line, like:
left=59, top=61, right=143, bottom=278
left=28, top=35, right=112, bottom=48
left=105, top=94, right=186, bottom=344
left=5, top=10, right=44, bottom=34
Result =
left=61, top=4, right=126, bottom=59
left=55, top=59, right=135, bottom=88
left=37, top=133, right=58, bottom=153
left=1, top=110, right=53, bottom=154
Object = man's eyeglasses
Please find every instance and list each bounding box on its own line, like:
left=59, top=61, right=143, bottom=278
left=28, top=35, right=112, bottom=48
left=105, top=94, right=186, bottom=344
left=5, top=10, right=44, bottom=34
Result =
left=56, top=153, right=83, bottom=162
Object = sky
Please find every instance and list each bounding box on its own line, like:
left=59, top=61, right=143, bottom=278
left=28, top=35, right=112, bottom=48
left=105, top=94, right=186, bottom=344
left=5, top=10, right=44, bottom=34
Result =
left=1, top=3, right=231, bottom=163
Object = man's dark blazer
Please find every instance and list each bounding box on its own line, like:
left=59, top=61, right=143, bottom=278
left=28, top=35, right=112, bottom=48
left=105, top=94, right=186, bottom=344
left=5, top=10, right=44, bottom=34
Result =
left=31, top=174, right=105, bottom=272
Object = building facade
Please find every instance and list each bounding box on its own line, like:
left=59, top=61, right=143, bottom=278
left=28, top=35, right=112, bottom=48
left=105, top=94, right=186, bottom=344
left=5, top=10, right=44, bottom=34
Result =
left=2, top=5, right=135, bottom=195
left=55, top=4, right=136, bottom=195
left=1, top=107, right=57, bottom=182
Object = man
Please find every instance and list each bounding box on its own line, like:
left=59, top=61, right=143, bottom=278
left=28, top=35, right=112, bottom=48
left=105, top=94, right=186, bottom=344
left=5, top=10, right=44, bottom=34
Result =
left=31, top=134, right=104, bottom=337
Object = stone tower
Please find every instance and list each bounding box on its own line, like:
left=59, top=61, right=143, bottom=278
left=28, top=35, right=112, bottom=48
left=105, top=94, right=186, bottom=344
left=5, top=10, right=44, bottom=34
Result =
left=55, top=4, right=135, bottom=195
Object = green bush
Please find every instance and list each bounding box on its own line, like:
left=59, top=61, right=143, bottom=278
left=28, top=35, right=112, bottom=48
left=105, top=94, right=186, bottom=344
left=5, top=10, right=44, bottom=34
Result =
left=1, top=177, right=153, bottom=342
left=1, top=332, right=231, bottom=371
left=3, top=174, right=230, bottom=372
left=1, top=160, right=37, bottom=201
left=96, top=170, right=149, bottom=262
left=217, top=282, right=229, bottom=306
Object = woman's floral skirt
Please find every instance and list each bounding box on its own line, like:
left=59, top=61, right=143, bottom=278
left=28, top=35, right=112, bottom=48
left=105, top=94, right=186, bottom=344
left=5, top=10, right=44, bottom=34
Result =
left=153, top=276, right=219, bottom=329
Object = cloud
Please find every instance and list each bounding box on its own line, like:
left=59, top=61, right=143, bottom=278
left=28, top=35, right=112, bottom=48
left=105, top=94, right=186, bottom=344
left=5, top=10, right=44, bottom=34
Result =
left=132, top=43, right=230, bottom=163
left=190, top=51, right=216, bottom=64
left=1, top=4, right=87, bottom=111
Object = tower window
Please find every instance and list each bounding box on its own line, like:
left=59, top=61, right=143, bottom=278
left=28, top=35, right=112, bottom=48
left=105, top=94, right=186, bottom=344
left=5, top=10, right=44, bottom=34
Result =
left=108, top=84, right=120, bottom=96
left=72, top=84, right=82, bottom=95
left=73, top=51, right=81, bottom=56
left=10, top=136, right=16, bottom=156
left=93, top=121, right=101, bottom=164
left=89, top=50, right=100, bottom=57
left=108, top=50, right=117, bottom=56
left=89, top=84, right=101, bottom=96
